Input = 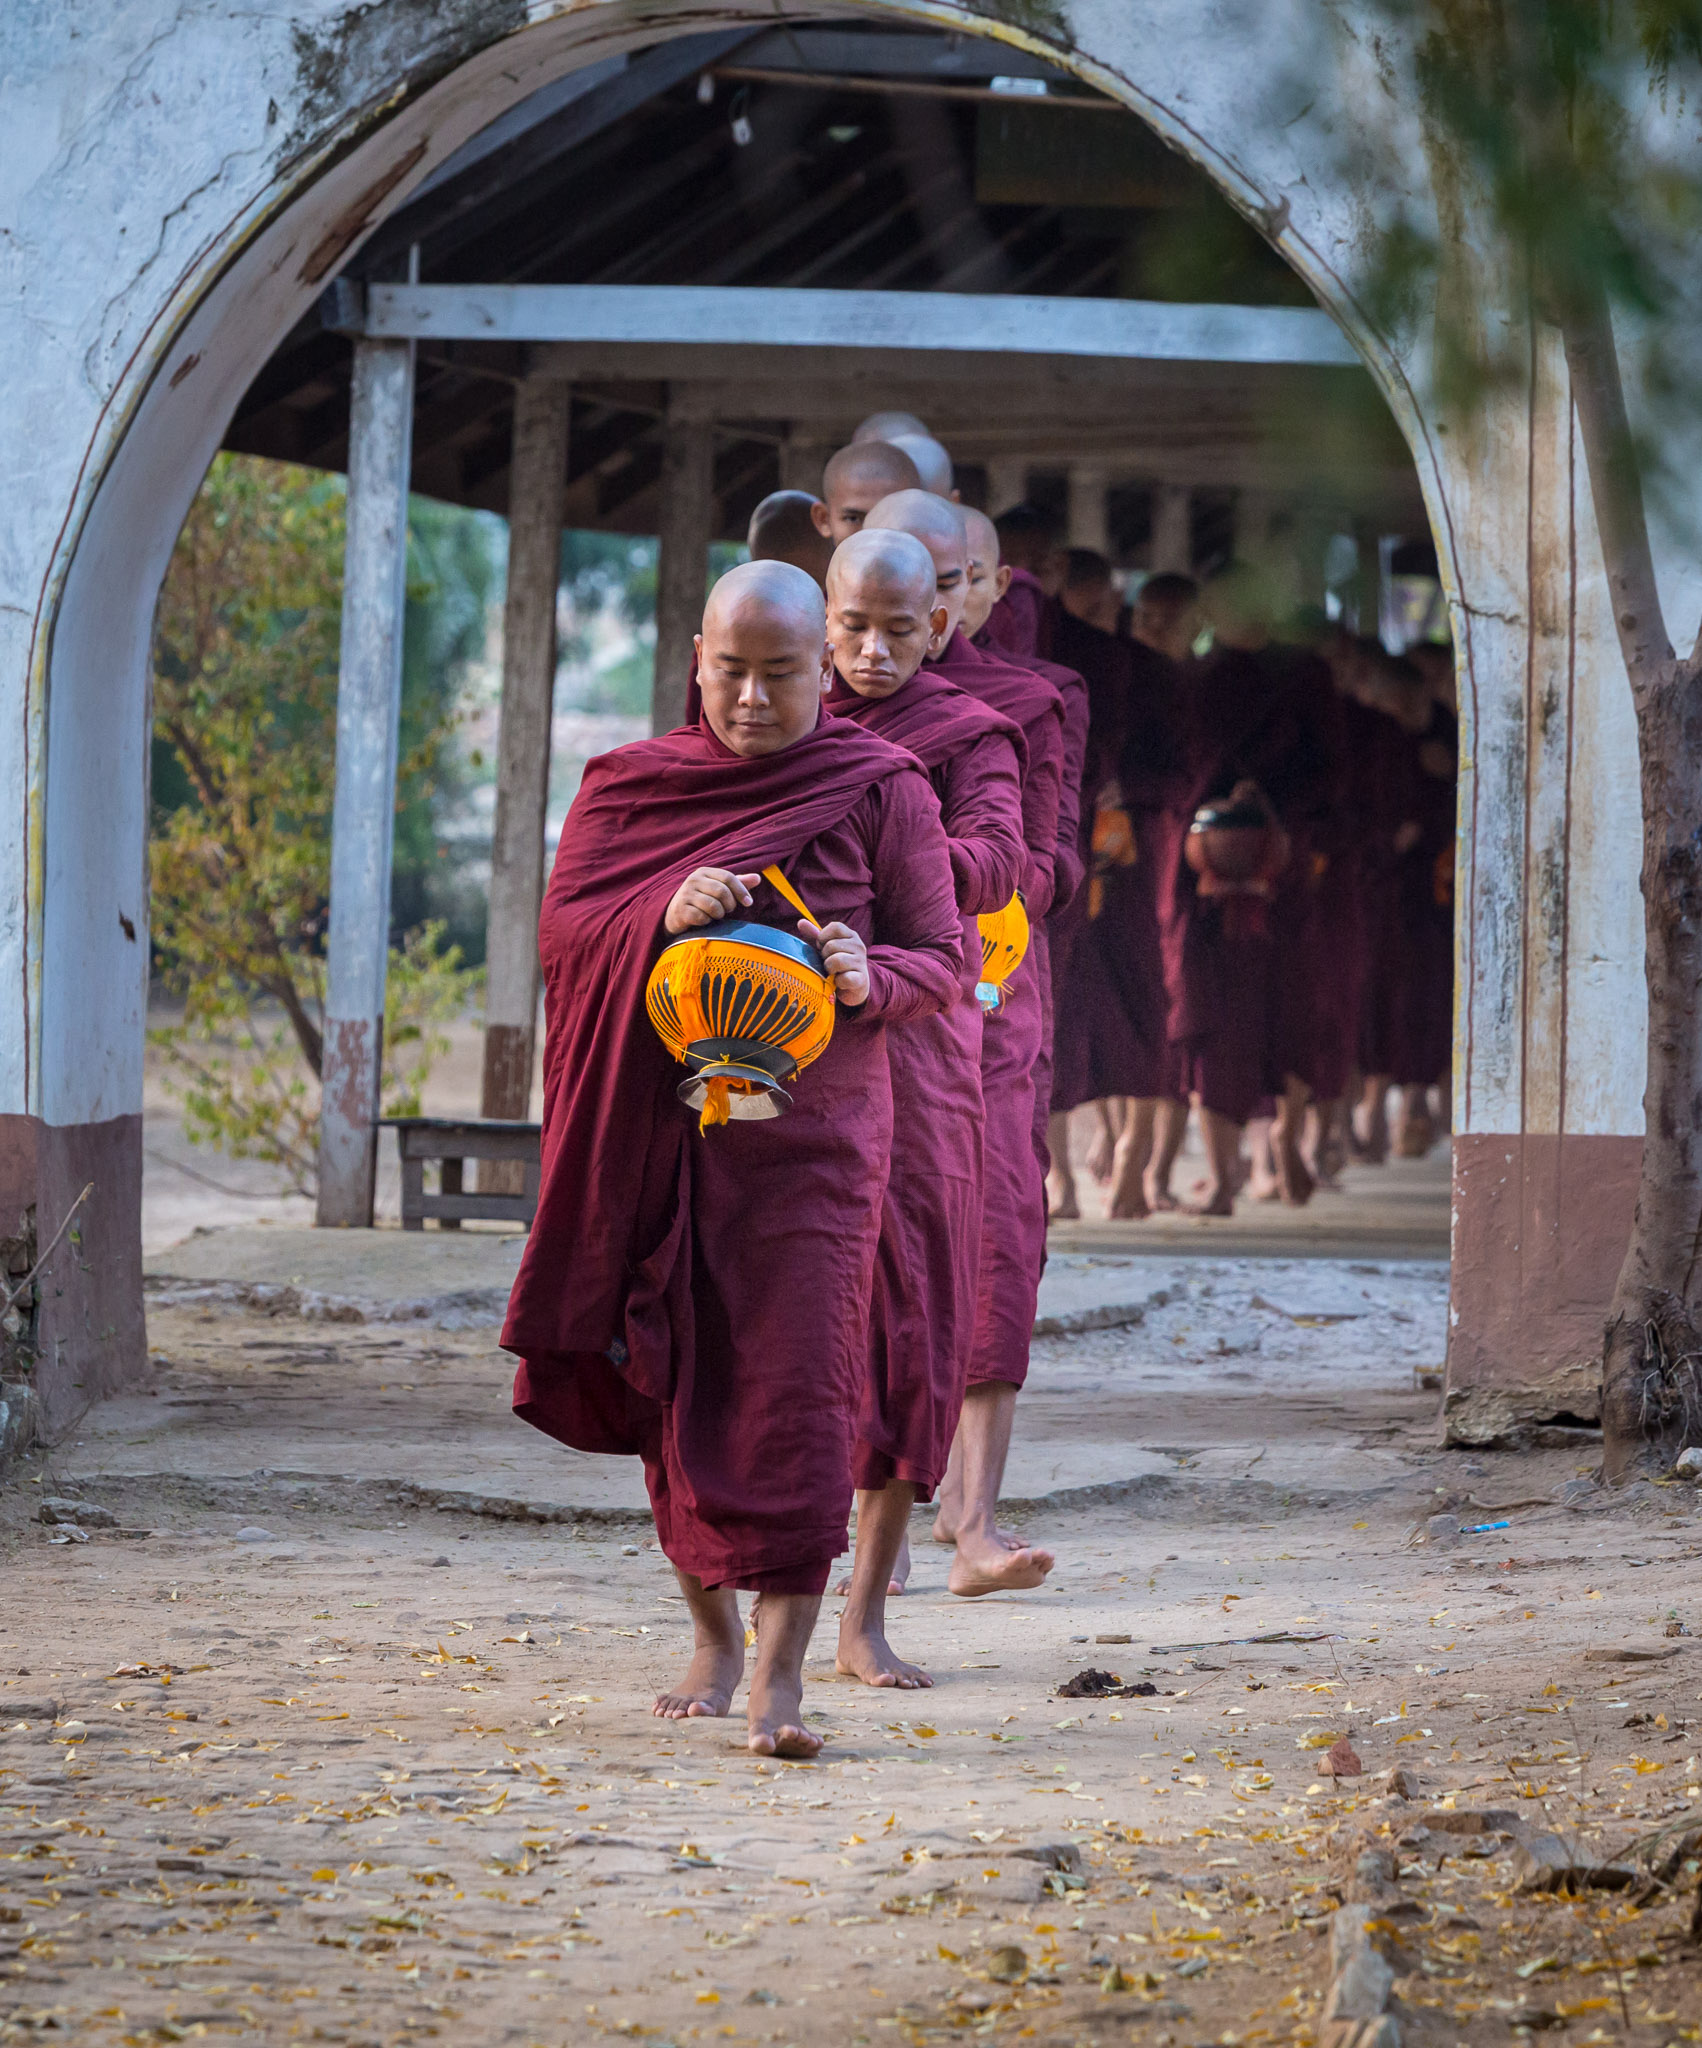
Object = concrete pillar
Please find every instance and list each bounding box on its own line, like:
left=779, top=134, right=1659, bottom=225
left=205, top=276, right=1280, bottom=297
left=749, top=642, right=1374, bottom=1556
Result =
left=985, top=458, right=1029, bottom=516
left=1150, top=484, right=1192, bottom=574
left=652, top=390, right=716, bottom=735
left=481, top=380, right=568, bottom=1133
left=1066, top=463, right=1110, bottom=554
left=316, top=335, right=415, bottom=1228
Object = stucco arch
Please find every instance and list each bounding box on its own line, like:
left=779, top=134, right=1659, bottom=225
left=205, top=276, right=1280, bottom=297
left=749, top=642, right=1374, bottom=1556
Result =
left=2, top=0, right=1639, bottom=1439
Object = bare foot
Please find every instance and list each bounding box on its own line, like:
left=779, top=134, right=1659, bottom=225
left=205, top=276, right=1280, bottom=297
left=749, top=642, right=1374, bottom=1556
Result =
left=1274, top=1138, right=1314, bottom=1207
left=932, top=1515, right=1024, bottom=1549
left=836, top=1622, right=933, bottom=1689
left=1183, top=1186, right=1235, bottom=1217
left=746, top=1669, right=823, bottom=1757
left=947, top=1532, right=1055, bottom=1597
left=833, top=1534, right=908, bottom=1600
left=1084, top=1125, right=1115, bottom=1184
left=1245, top=1163, right=1281, bottom=1201
left=1144, top=1177, right=1179, bottom=1212
left=653, top=1639, right=743, bottom=1720
left=1106, top=1135, right=1150, bottom=1219
left=1046, top=1170, right=1081, bottom=1221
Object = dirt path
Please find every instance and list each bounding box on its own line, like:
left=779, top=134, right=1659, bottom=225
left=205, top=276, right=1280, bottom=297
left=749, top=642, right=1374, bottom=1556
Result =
left=5, top=1287, right=1702, bottom=2046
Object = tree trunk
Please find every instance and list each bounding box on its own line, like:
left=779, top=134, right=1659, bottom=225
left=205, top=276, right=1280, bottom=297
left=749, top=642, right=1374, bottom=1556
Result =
left=1560, top=289, right=1702, bottom=1477
left=1599, top=663, right=1702, bottom=1477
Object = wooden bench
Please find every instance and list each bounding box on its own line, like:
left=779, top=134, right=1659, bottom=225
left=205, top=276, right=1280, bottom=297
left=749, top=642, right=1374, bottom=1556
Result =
left=380, top=1117, right=542, bottom=1231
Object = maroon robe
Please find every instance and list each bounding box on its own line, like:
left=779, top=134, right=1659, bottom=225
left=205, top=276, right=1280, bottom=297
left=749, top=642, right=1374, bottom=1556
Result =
left=929, top=631, right=1064, bottom=1390
left=1158, top=645, right=1321, bottom=1124
left=827, top=669, right=1026, bottom=1492
left=1050, top=630, right=1186, bottom=1108
left=503, top=713, right=964, bottom=1593
left=980, top=566, right=1047, bottom=661
left=1359, top=706, right=1455, bottom=1086
left=1265, top=648, right=1350, bottom=1103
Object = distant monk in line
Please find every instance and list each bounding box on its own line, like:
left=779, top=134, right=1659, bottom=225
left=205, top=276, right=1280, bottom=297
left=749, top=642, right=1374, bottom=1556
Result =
left=747, top=489, right=834, bottom=588
left=865, top=490, right=1063, bottom=1596
left=825, top=529, right=1026, bottom=1677
left=980, top=503, right=1061, bottom=659
left=853, top=409, right=930, bottom=445
left=888, top=431, right=955, bottom=498
left=1131, top=572, right=1202, bottom=664
left=812, top=442, right=923, bottom=545
left=504, top=562, right=964, bottom=1755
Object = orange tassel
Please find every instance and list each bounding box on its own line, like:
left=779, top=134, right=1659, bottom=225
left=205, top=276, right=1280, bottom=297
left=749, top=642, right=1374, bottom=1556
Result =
left=699, top=1076, right=732, bottom=1132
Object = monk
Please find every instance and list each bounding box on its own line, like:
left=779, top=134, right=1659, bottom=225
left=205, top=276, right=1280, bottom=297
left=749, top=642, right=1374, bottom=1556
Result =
left=888, top=431, right=955, bottom=498
left=1132, top=572, right=1201, bottom=662
left=503, top=561, right=964, bottom=1755
left=962, top=513, right=1095, bottom=1222
left=864, top=490, right=1063, bottom=1596
left=1128, top=573, right=1201, bottom=1210
left=810, top=441, right=924, bottom=547
left=854, top=410, right=930, bottom=444
left=1157, top=564, right=1324, bottom=1214
left=824, top=528, right=1026, bottom=1679
left=979, top=504, right=1061, bottom=659
left=748, top=489, right=834, bottom=587
left=1058, top=549, right=1122, bottom=635
left=1044, top=581, right=1190, bottom=1222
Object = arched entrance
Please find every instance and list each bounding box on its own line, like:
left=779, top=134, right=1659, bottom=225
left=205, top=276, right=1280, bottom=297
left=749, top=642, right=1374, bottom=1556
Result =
left=2, top=1, right=1640, bottom=1445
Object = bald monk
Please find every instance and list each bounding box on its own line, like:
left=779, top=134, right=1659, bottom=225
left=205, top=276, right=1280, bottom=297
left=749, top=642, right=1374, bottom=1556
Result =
left=1059, top=549, right=1122, bottom=635
left=962, top=512, right=1095, bottom=1224
left=980, top=504, right=1061, bottom=659
left=1132, top=572, right=1201, bottom=663
left=812, top=441, right=924, bottom=546
left=824, top=529, right=1026, bottom=1679
left=504, top=562, right=964, bottom=1755
left=1157, top=564, right=1324, bottom=1213
left=854, top=410, right=930, bottom=443
left=864, top=490, right=1064, bottom=1595
left=888, top=432, right=955, bottom=498
left=748, top=489, right=834, bottom=587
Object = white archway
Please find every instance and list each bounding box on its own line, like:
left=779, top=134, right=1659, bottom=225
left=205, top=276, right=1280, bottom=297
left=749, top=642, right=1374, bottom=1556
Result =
left=1, top=0, right=1644, bottom=1441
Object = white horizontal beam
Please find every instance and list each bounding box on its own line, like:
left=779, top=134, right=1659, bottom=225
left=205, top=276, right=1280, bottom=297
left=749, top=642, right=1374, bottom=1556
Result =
left=362, top=283, right=1362, bottom=370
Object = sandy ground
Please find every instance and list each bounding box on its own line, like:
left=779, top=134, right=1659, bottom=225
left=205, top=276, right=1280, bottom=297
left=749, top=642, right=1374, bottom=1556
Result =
left=7, top=1222, right=1702, bottom=2045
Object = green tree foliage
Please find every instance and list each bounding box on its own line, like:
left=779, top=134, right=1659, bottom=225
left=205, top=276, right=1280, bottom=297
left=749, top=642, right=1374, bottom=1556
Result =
left=149, top=454, right=482, bottom=1194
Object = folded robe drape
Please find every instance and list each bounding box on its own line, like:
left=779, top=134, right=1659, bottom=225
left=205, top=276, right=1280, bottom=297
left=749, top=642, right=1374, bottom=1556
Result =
left=503, top=712, right=964, bottom=1591
left=927, top=631, right=1064, bottom=1391
left=827, top=668, right=1026, bottom=1492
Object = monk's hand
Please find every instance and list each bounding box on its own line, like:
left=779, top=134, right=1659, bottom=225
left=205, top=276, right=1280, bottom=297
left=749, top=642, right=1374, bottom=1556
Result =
left=799, top=920, right=870, bottom=1008
left=664, top=868, right=763, bottom=933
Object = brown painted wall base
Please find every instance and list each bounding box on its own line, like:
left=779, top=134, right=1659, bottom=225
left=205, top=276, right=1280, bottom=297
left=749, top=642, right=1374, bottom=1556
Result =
left=0, top=1112, right=147, bottom=1439
left=1446, top=1131, right=1642, bottom=1443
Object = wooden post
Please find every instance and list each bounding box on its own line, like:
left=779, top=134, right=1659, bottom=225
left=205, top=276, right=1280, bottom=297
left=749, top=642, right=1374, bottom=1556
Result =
left=481, top=380, right=569, bottom=1139
left=1066, top=462, right=1110, bottom=554
left=317, top=335, right=415, bottom=1228
left=652, top=389, right=716, bottom=734
left=1150, top=484, right=1192, bottom=574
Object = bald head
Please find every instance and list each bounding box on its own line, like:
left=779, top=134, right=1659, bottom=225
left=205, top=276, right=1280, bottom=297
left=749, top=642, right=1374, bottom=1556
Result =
left=853, top=410, right=929, bottom=444
left=746, top=490, right=833, bottom=589
left=959, top=506, right=1011, bottom=640
left=888, top=432, right=954, bottom=497
left=814, top=441, right=924, bottom=545
left=825, top=529, right=944, bottom=702
left=695, top=561, right=831, bottom=757
left=863, top=490, right=970, bottom=649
